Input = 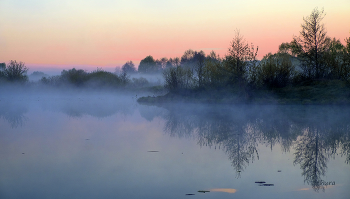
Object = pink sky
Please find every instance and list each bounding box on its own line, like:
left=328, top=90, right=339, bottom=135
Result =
left=0, top=0, right=349, bottom=72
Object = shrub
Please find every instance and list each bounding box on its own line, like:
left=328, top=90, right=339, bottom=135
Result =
left=60, top=68, right=88, bottom=86
left=86, top=70, right=123, bottom=88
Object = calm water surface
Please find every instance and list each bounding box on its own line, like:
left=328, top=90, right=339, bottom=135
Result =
left=1, top=92, right=349, bottom=199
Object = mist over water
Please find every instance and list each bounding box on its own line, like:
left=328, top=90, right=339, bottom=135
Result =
left=0, top=90, right=349, bottom=199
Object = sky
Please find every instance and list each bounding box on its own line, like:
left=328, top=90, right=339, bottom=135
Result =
left=0, top=0, right=349, bottom=72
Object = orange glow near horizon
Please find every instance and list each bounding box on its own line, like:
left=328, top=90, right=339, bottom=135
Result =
left=0, top=0, right=349, bottom=69
left=210, top=188, right=237, bottom=193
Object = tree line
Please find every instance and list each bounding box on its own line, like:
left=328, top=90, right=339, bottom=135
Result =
left=2, top=8, right=349, bottom=93
left=0, top=62, right=152, bottom=89
left=161, top=8, right=350, bottom=95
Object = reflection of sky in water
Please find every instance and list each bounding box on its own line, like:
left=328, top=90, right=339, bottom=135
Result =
left=0, top=96, right=349, bottom=199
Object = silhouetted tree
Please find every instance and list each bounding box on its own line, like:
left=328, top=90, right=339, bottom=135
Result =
left=163, top=66, right=194, bottom=93
left=202, top=52, right=225, bottom=88
left=257, top=53, right=296, bottom=88
left=323, top=38, right=348, bottom=79
left=180, top=49, right=196, bottom=66
left=138, top=55, right=160, bottom=73
left=165, top=57, right=180, bottom=68
left=226, top=30, right=258, bottom=89
left=156, top=57, right=168, bottom=71
left=292, top=8, right=330, bottom=79
left=122, top=61, right=137, bottom=74
left=3, top=60, right=28, bottom=82
left=60, top=68, right=88, bottom=86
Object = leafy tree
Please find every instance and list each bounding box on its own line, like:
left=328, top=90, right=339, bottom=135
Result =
left=3, top=60, right=28, bottom=82
left=225, top=30, right=258, bottom=88
left=179, top=49, right=206, bottom=88
left=86, top=69, right=124, bottom=88
left=180, top=49, right=196, bottom=66
left=323, top=38, right=347, bottom=79
left=165, top=57, right=180, bottom=69
left=156, top=57, right=168, bottom=71
left=292, top=8, right=330, bottom=79
left=138, top=55, right=159, bottom=73
left=257, top=53, right=296, bottom=88
left=180, top=50, right=205, bottom=68
left=194, top=52, right=206, bottom=88
left=60, top=68, right=88, bottom=86
left=163, top=66, right=194, bottom=93
left=202, top=52, right=226, bottom=88
left=122, top=61, right=137, bottom=74
left=42, top=68, right=130, bottom=88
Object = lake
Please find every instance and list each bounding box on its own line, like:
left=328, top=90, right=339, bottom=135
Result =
left=1, top=91, right=349, bottom=199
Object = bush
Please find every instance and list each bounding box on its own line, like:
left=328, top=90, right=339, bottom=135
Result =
left=60, top=68, right=88, bottom=86
left=87, top=70, right=124, bottom=88
left=40, top=68, right=130, bottom=89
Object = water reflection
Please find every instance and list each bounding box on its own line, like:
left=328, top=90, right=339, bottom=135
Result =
left=40, top=95, right=137, bottom=118
left=162, top=106, right=260, bottom=177
left=149, top=104, right=350, bottom=190
left=0, top=93, right=138, bottom=128
left=1, top=95, right=349, bottom=194
left=294, top=128, right=329, bottom=191
left=0, top=100, right=27, bottom=128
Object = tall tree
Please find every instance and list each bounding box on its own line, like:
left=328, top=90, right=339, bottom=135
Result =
left=294, top=8, right=330, bottom=79
left=226, top=30, right=258, bottom=88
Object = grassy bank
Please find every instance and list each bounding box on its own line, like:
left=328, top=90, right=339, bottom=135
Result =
left=138, top=80, right=350, bottom=105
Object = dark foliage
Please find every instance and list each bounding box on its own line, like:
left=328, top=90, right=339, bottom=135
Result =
left=122, top=61, right=137, bottom=74
left=138, top=55, right=160, bottom=74
left=1, top=60, right=28, bottom=82
left=41, top=68, right=128, bottom=88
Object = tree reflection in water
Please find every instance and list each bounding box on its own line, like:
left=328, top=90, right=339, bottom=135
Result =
left=155, top=104, right=350, bottom=189
left=163, top=105, right=261, bottom=178
left=0, top=102, right=27, bottom=128
left=294, top=128, right=328, bottom=191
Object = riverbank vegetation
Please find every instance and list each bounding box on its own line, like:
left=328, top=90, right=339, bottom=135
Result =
left=139, top=8, right=350, bottom=104
left=1, top=8, right=350, bottom=104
